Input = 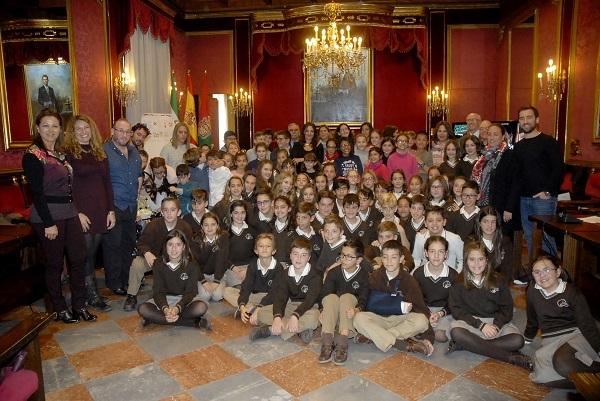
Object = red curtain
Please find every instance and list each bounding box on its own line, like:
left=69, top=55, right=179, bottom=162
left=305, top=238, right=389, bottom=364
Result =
left=251, top=27, right=427, bottom=90
left=122, top=0, right=174, bottom=55
left=2, top=41, right=70, bottom=67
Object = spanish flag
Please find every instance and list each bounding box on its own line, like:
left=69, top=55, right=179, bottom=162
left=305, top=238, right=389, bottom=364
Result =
left=183, top=70, right=198, bottom=145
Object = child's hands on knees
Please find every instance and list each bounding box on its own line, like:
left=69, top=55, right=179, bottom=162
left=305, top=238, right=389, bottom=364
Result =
left=164, top=306, right=179, bottom=323
left=249, top=308, right=260, bottom=325
left=271, top=317, right=283, bottom=335
left=429, top=311, right=443, bottom=326
left=287, top=315, right=299, bottom=333
left=481, top=323, right=499, bottom=338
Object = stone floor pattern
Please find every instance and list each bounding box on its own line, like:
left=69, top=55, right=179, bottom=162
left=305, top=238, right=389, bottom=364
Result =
left=2, top=277, right=574, bottom=401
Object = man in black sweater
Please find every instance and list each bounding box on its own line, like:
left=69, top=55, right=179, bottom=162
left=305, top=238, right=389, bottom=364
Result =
left=510, top=106, right=563, bottom=259
left=249, top=238, right=321, bottom=343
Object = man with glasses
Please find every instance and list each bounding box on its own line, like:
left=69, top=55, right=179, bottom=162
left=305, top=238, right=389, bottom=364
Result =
left=102, top=119, right=142, bottom=296
left=270, top=130, right=292, bottom=161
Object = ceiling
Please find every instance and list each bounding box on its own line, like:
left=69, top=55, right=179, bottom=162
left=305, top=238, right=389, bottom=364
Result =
left=162, top=0, right=501, bottom=18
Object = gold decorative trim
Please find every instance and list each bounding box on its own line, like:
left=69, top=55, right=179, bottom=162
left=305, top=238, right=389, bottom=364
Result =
left=66, top=0, right=79, bottom=119
left=1, top=20, right=68, bottom=29
left=0, top=20, right=69, bottom=43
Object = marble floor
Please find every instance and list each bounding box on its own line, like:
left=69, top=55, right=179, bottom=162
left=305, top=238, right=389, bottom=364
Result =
left=1, top=277, right=576, bottom=401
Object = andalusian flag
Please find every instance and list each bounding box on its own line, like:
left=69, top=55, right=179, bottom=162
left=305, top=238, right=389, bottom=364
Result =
left=184, top=70, right=198, bottom=145
left=198, top=70, right=212, bottom=146
left=170, top=71, right=179, bottom=121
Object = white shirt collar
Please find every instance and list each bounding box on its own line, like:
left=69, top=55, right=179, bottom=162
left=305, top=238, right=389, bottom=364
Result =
left=358, top=208, right=371, bottom=221
left=424, top=262, right=449, bottom=280
left=315, top=211, right=325, bottom=224
left=344, top=216, right=361, bottom=231
left=535, top=279, right=566, bottom=297
left=257, top=257, right=277, bottom=274
left=166, top=261, right=181, bottom=271
left=296, top=226, right=315, bottom=238
left=430, top=199, right=446, bottom=207
left=204, top=235, right=217, bottom=245
left=258, top=211, right=272, bottom=222
left=482, top=237, right=493, bottom=251
left=342, top=265, right=361, bottom=280
left=288, top=263, right=311, bottom=282
left=460, top=205, right=480, bottom=219
left=275, top=219, right=288, bottom=231
left=231, top=221, right=249, bottom=235
left=327, top=236, right=346, bottom=249
left=411, top=217, right=425, bottom=230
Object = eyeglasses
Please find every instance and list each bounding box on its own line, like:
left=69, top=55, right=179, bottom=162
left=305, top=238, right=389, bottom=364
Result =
left=256, top=200, right=271, bottom=206
left=462, top=194, right=478, bottom=198
left=340, top=253, right=357, bottom=260
left=532, top=267, right=556, bottom=276
left=113, top=128, right=132, bottom=135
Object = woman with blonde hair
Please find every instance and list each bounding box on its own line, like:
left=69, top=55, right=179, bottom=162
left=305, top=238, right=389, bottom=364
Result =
left=160, top=122, right=196, bottom=168
left=65, top=114, right=115, bottom=312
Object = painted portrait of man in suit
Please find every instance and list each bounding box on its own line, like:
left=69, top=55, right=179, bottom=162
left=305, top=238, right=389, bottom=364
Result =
left=37, top=74, right=57, bottom=110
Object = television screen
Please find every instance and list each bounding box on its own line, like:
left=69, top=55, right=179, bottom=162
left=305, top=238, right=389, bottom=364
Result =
left=452, top=123, right=468, bottom=137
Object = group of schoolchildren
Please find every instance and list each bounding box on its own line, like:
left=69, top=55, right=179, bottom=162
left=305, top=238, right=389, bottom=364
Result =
left=132, top=126, right=598, bottom=390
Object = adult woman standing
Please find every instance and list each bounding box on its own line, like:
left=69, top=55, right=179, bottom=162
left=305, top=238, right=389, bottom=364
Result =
left=291, top=122, right=324, bottom=169
left=431, top=121, right=453, bottom=166
left=160, top=122, right=196, bottom=169
left=64, top=115, right=115, bottom=312
left=471, top=124, right=518, bottom=235
left=22, top=109, right=96, bottom=323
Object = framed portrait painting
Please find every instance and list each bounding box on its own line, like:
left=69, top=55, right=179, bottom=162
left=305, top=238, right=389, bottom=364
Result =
left=304, top=48, right=373, bottom=126
left=24, top=63, right=75, bottom=132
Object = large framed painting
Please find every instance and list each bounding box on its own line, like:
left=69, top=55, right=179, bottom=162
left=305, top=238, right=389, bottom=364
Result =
left=304, top=48, right=373, bottom=126
left=24, top=63, right=75, bottom=131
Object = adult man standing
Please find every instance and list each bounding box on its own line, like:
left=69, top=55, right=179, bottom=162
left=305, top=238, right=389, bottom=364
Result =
left=37, top=74, right=57, bottom=110
left=478, top=119, right=492, bottom=147
left=288, top=122, right=301, bottom=147
left=510, top=106, right=563, bottom=258
left=131, top=123, right=150, bottom=150
left=103, top=119, right=142, bottom=295
left=459, top=112, right=482, bottom=151
left=270, top=130, right=292, bottom=161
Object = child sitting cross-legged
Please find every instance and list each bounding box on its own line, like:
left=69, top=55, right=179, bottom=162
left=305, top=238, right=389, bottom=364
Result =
left=249, top=238, right=321, bottom=344
left=223, top=233, right=284, bottom=323
left=319, top=239, right=370, bottom=365
left=353, top=239, right=434, bottom=356
left=137, top=229, right=209, bottom=329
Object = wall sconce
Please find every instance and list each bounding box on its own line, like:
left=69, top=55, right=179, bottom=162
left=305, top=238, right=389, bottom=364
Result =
left=537, top=59, right=566, bottom=102
left=426, top=86, right=449, bottom=119
left=229, top=87, right=253, bottom=117
left=114, top=70, right=137, bottom=106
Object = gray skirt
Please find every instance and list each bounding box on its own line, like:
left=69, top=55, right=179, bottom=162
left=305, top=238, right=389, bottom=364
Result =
left=429, top=306, right=454, bottom=337
left=450, top=316, right=521, bottom=338
left=530, top=329, right=600, bottom=384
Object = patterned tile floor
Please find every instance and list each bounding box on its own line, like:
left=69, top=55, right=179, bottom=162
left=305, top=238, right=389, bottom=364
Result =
left=1, top=276, right=576, bottom=401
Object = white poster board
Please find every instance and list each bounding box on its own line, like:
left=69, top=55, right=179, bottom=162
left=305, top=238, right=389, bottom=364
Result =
left=141, top=113, right=176, bottom=159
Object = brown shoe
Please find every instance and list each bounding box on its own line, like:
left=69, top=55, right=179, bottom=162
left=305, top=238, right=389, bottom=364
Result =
left=333, top=334, right=348, bottom=365
left=353, top=333, right=373, bottom=344
left=404, top=338, right=434, bottom=356
left=319, top=333, right=334, bottom=363
left=508, top=352, right=534, bottom=371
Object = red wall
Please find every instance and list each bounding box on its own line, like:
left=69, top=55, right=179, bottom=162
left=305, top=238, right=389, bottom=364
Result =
left=509, top=26, right=534, bottom=118
left=447, top=26, right=499, bottom=123
left=374, top=49, right=426, bottom=131
left=253, top=53, right=304, bottom=131
left=565, top=0, right=600, bottom=164
left=70, top=0, right=111, bottom=135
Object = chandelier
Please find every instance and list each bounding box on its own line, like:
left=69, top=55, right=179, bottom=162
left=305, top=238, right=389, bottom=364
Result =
left=537, top=59, right=566, bottom=102
left=114, top=71, right=137, bottom=106
left=229, top=88, right=253, bottom=117
left=426, top=86, right=449, bottom=118
left=303, top=1, right=366, bottom=88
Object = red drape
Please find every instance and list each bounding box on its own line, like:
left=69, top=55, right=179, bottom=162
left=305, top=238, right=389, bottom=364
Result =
left=122, top=0, right=174, bottom=55
left=251, top=27, right=427, bottom=90
left=2, top=41, right=70, bottom=67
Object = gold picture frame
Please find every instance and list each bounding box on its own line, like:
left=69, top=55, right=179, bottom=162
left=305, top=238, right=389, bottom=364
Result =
left=304, top=48, right=373, bottom=127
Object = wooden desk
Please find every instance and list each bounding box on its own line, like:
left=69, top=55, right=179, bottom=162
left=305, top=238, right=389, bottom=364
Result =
left=529, top=215, right=600, bottom=278
left=0, top=312, right=54, bottom=401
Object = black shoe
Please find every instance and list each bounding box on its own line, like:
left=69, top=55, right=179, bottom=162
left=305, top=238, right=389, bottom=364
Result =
left=249, top=325, right=272, bottom=341
left=87, top=296, right=112, bottom=312
left=123, top=295, right=137, bottom=312
left=353, top=334, right=373, bottom=344
left=446, top=340, right=464, bottom=355
left=111, top=287, right=127, bottom=296
left=195, top=317, right=212, bottom=331
left=509, top=352, right=534, bottom=371
left=73, top=307, right=97, bottom=322
left=55, top=309, right=80, bottom=324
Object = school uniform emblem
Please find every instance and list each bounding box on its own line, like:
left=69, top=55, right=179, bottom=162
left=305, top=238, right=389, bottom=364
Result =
left=212, top=246, right=219, bottom=252
left=180, top=273, right=189, bottom=280
left=313, top=244, right=320, bottom=251
left=557, top=299, right=569, bottom=308
left=442, top=280, right=451, bottom=289
left=358, top=230, right=365, bottom=237
left=245, top=233, right=254, bottom=240
left=368, top=221, right=374, bottom=227
left=352, top=281, right=360, bottom=289
left=490, top=287, right=499, bottom=293
left=287, top=231, right=293, bottom=237
left=267, top=279, right=273, bottom=286
left=301, top=285, right=309, bottom=293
